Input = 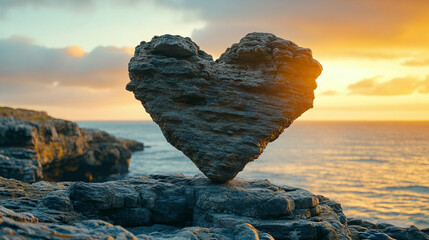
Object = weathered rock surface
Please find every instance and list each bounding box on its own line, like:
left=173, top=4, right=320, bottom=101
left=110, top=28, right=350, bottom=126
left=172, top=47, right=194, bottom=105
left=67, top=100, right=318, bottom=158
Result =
left=346, top=218, right=429, bottom=240
left=0, top=107, right=144, bottom=182
left=127, top=33, right=322, bottom=182
left=1, top=175, right=427, bottom=239
left=0, top=148, right=42, bottom=183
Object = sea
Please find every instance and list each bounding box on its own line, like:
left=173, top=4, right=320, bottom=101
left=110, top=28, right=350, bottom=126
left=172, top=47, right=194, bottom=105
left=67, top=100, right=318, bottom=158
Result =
left=78, top=121, right=429, bottom=229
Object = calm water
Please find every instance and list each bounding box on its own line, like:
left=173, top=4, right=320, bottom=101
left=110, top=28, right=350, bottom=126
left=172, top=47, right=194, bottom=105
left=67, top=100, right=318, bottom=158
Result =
left=78, top=121, right=429, bottom=229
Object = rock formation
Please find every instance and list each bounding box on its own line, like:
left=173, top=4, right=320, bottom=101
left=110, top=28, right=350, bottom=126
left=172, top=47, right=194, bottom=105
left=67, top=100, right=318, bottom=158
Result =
left=0, top=107, right=143, bottom=182
left=127, top=33, right=322, bottom=182
left=1, top=175, right=427, bottom=239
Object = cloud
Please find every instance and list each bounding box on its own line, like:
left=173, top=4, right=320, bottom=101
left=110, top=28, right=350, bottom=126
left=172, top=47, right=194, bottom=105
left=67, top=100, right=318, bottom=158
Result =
left=347, top=76, right=429, bottom=96
left=4, top=1, right=428, bottom=59
left=155, top=0, right=429, bottom=59
left=0, top=36, right=134, bottom=108
left=0, top=81, right=131, bottom=107
left=418, top=77, right=429, bottom=94
left=402, top=58, right=429, bottom=66
left=317, top=103, right=429, bottom=112
left=0, top=0, right=154, bottom=20
left=0, top=37, right=132, bottom=89
left=0, top=0, right=96, bottom=19
left=64, top=45, right=87, bottom=58
left=333, top=51, right=404, bottom=60
left=320, top=90, right=339, bottom=96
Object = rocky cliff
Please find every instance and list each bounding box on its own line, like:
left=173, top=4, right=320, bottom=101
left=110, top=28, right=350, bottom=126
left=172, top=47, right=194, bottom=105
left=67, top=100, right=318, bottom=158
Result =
left=0, top=175, right=427, bottom=240
left=0, top=107, right=143, bottom=182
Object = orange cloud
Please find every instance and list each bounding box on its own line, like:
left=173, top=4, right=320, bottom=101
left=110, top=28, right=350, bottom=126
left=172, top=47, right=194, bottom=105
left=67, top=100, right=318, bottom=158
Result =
left=320, top=90, right=339, bottom=96
left=160, top=0, right=429, bottom=59
left=316, top=101, right=429, bottom=112
left=63, top=45, right=86, bottom=58
left=121, top=46, right=135, bottom=55
left=418, top=77, right=429, bottom=94
left=402, top=58, right=429, bottom=67
left=0, top=37, right=132, bottom=89
left=0, top=37, right=137, bottom=114
left=347, top=76, right=429, bottom=96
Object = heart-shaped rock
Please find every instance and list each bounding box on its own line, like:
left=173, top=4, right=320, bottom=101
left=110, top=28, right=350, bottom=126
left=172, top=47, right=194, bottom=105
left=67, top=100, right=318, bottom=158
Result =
left=127, top=32, right=322, bottom=182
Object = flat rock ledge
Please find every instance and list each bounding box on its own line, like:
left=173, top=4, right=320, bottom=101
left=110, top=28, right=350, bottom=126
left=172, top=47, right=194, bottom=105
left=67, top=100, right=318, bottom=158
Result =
left=1, top=175, right=427, bottom=240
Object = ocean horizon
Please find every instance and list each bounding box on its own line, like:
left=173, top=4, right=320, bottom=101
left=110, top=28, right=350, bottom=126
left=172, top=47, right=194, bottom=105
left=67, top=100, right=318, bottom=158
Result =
left=78, top=120, right=429, bottom=229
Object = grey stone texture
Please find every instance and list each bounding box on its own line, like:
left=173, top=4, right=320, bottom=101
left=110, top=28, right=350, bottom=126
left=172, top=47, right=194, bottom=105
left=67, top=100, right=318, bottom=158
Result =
left=127, top=33, right=322, bottom=182
left=1, top=175, right=426, bottom=239
left=0, top=107, right=143, bottom=182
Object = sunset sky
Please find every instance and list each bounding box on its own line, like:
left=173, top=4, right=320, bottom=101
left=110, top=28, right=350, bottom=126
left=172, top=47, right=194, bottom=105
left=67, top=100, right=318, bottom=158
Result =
left=1, top=0, right=428, bottom=120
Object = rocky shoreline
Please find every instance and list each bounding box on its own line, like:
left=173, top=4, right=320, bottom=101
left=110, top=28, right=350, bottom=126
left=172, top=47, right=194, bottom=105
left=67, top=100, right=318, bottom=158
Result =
left=0, top=174, right=427, bottom=240
left=1, top=33, right=428, bottom=239
left=0, top=107, right=143, bottom=182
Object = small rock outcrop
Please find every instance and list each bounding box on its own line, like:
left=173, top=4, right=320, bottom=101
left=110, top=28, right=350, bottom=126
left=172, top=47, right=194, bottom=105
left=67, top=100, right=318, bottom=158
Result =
left=127, top=33, right=322, bottom=182
left=1, top=175, right=427, bottom=240
left=0, top=107, right=143, bottom=182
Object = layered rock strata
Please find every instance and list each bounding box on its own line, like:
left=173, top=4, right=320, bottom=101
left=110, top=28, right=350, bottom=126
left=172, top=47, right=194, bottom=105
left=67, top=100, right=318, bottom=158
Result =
left=1, top=175, right=427, bottom=239
left=0, top=107, right=143, bottom=182
left=127, top=33, right=322, bottom=182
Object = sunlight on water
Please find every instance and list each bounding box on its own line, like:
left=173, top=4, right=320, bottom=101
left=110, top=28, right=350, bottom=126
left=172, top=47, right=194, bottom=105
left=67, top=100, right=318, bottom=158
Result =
left=78, top=121, right=429, bottom=228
